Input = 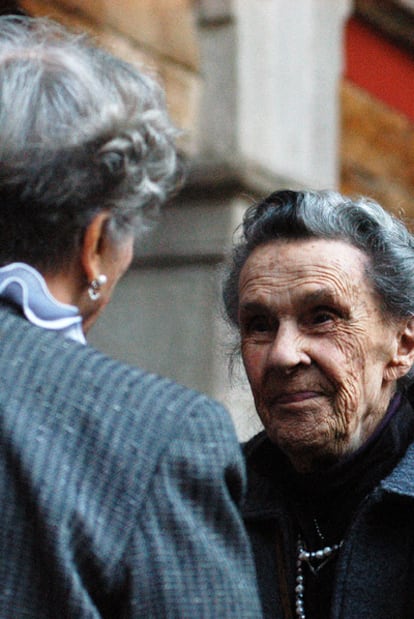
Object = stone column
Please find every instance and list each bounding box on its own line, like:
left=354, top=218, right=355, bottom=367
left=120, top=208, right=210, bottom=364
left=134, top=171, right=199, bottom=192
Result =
left=235, top=0, right=352, bottom=189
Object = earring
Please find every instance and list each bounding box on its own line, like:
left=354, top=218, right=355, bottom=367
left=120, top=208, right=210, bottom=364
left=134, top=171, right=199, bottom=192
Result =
left=88, top=274, right=108, bottom=301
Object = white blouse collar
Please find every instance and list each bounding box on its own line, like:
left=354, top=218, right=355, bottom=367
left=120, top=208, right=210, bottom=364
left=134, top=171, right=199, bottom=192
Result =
left=0, top=262, right=86, bottom=344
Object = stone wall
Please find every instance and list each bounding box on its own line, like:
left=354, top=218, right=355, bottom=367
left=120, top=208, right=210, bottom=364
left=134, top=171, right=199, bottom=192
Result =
left=20, top=0, right=201, bottom=152
left=340, top=79, right=414, bottom=219
left=341, top=11, right=414, bottom=218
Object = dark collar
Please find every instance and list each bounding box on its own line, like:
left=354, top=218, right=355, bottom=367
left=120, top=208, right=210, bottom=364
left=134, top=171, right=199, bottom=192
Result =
left=243, top=392, right=414, bottom=520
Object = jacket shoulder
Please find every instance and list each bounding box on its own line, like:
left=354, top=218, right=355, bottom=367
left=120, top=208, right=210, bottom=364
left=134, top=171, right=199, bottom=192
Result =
left=0, top=307, right=237, bottom=545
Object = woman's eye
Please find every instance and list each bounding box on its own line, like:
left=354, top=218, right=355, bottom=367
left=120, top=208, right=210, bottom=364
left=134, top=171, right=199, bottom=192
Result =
left=243, top=315, right=271, bottom=333
left=310, top=308, right=338, bottom=325
left=313, top=312, right=333, bottom=324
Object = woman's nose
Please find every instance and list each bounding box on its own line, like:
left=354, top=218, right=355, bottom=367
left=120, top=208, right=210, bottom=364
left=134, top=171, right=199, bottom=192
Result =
left=267, top=322, right=311, bottom=371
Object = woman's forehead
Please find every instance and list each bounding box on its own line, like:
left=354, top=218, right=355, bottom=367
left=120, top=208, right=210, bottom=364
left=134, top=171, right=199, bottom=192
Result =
left=239, top=239, right=370, bottom=300
left=242, top=238, right=368, bottom=276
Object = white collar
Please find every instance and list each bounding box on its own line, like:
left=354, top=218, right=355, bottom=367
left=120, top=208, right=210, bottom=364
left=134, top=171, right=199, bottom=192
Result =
left=0, top=262, right=86, bottom=344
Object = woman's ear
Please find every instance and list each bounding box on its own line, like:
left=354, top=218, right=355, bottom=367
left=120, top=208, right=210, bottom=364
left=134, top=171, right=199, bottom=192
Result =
left=384, top=317, right=414, bottom=382
left=80, top=210, right=112, bottom=284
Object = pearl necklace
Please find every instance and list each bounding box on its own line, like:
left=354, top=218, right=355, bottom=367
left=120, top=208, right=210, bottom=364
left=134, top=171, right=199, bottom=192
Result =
left=295, top=536, right=343, bottom=619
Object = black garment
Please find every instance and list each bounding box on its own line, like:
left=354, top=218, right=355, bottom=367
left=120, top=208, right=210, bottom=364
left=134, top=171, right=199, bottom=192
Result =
left=243, top=392, right=414, bottom=619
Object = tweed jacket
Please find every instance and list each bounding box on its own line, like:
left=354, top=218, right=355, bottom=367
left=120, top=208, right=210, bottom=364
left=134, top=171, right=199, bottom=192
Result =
left=243, top=408, right=414, bottom=619
left=0, top=302, right=262, bottom=618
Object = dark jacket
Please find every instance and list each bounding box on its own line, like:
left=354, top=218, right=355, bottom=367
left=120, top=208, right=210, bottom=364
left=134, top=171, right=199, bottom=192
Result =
left=243, top=401, right=414, bottom=619
left=0, top=302, right=262, bottom=618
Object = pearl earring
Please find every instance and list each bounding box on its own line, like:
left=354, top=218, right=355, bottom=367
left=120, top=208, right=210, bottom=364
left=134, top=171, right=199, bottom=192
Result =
left=88, top=274, right=108, bottom=301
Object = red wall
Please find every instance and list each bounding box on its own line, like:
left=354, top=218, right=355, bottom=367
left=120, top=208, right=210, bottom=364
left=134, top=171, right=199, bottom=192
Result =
left=345, top=16, right=414, bottom=122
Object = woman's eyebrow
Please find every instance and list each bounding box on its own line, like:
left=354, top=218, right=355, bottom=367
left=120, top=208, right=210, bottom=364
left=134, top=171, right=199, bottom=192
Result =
left=303, top=288, right=338, bottom=304
left=239, top=301, right=269, bottom=314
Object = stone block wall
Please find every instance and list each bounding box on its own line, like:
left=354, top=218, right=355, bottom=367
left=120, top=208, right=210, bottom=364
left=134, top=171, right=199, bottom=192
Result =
left=340, top=80, right=414, bottom=219
left=341, top=11, right=414, bottom=218
left=20, top=0, right=201, bottom=152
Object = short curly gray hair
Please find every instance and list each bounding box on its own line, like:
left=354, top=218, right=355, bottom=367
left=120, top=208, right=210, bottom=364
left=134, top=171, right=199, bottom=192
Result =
left=0, top=15, right=181, bottom=271
left=223, top=189, right=414, bottom=327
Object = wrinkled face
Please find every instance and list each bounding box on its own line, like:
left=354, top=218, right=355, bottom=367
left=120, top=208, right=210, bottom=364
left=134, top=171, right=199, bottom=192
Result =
left=239, top=239, right=408, bottom=472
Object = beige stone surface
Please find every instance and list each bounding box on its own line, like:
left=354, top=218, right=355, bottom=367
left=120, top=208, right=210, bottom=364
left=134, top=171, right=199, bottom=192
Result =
left=21, top=0, right=201, bottom=148
left=158, top=62, right=201, bottom=153
left=46, top=0, right=199, bottom=68
left=340, top=79, right=414, bottom=220
left=91, top=29, right=201, bottom=147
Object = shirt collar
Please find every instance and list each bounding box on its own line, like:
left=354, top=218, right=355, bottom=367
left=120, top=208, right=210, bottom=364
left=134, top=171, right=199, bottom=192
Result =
left=0, top=262, right=86, bottom=344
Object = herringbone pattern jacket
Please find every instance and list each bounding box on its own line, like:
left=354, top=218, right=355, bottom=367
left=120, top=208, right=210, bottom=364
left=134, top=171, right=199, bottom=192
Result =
left=0, top=302, right=262, bottom=618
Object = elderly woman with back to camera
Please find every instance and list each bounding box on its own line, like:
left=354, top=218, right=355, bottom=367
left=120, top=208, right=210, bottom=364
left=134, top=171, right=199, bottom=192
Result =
left=0, top=15, right=262, bottom=618
left=223, top=189, right=414, bottom=619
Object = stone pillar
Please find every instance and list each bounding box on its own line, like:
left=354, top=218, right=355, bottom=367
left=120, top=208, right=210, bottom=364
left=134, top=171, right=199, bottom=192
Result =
left=235, top=0, right=352, bottom=189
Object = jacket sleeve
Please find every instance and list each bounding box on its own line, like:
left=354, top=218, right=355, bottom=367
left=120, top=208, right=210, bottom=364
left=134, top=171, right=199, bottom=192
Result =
left=122, top=397, right=263, bottom=618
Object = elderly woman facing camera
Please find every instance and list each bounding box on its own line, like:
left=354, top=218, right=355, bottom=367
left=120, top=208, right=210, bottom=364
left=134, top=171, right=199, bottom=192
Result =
left=223, top=189, right=414, bottom=619
left=0, top=16, right=262, bottom=618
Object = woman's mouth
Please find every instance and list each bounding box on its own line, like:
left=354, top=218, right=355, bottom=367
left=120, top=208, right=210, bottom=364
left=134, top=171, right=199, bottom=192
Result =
left=272, top=391, right=321, bottom=404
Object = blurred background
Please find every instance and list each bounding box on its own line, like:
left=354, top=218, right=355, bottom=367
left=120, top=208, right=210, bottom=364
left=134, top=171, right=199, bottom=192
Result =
left=4, top=0, right=414, bottom=438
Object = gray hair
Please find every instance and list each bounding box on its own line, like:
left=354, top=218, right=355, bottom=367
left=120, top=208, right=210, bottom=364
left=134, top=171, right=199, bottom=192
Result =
left=0, top=15, right=181, bottom=271
left=223, top=189, right=414, bottom=328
